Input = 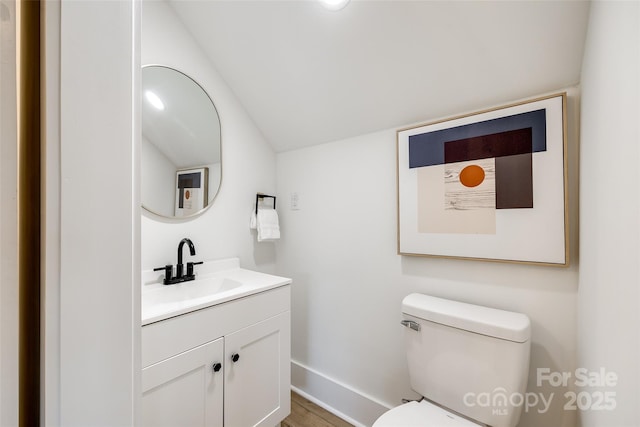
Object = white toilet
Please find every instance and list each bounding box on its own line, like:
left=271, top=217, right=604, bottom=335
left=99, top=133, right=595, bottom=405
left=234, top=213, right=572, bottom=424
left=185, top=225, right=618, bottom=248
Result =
left=373, top=293, right=531, bottom=427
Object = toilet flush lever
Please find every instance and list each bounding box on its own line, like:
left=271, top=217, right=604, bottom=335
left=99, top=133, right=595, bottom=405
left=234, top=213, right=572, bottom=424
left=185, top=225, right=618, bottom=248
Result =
left=400, top=320, right=421, bottom=332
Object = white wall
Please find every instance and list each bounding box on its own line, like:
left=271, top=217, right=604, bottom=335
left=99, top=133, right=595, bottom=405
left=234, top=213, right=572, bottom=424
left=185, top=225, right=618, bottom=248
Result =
left=43, top=0, right=61, bottom=423
left=276, top=90, right=581, bottom=427
left=578, top=2, right=640, bottom=426
left=44, top=0, right=141, bottom=425
left=141, top=0, right=277, bottom=273
left=0, top=0, right=18, bottom=424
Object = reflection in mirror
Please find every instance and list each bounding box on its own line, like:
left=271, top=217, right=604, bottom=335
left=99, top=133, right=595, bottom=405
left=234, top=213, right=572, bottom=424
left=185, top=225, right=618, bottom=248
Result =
left=141, top=66, right=221, bottom=218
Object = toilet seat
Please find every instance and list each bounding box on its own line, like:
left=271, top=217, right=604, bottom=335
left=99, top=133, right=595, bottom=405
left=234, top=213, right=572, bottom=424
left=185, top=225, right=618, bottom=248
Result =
left=372, top=400, right=484, bottom=427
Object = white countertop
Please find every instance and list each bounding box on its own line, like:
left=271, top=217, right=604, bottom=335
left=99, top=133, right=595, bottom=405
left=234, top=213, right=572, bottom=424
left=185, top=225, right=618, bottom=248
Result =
left=141, top=258, right=291, bottom=325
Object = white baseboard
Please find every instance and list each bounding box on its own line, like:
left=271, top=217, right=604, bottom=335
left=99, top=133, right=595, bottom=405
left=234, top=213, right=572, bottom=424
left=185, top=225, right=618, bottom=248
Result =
left=290, top=360, right=393, bottom=427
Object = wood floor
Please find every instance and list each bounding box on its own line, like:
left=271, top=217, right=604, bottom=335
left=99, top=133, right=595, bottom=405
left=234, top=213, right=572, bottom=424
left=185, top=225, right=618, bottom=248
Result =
left=282, top=391, right=354, bottom=427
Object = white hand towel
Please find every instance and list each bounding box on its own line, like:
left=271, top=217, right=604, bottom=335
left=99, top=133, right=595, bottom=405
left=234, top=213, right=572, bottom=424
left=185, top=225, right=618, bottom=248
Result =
left=256, top=208, right=280, bottom=242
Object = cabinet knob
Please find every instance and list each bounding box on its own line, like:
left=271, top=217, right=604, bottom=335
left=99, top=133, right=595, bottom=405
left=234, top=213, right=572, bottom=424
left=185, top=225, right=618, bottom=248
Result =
left=231, top=353, right=240, bottom=363
left=212, top=362, right=222, bottom=372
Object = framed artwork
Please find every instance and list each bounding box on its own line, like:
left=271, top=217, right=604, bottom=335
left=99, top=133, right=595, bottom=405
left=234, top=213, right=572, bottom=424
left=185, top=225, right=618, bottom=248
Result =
left=175, top=167, right=209, bottom=217
left=397, top=93, right=568, bottom=266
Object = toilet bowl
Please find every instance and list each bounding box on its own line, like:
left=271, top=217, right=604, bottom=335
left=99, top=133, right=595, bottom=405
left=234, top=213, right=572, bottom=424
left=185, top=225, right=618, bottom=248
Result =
left=372, top=293, right=531, bottom=427
left=373, top=400, right=483, bottom=427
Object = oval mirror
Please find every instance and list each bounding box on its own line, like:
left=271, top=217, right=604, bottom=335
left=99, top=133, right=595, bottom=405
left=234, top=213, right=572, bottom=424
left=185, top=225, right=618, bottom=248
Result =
left=141, top=65, right=222, bottom=218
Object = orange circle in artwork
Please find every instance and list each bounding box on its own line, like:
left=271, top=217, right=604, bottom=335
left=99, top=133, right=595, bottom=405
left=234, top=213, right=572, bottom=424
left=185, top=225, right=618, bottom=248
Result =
left=459, top=165, right=485, bottom=187
left=185, top=190, right=191, bottom=200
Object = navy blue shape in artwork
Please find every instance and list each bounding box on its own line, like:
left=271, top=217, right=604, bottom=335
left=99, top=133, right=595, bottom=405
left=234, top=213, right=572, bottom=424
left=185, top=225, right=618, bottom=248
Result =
left=408, top=109, right=546, bottom=168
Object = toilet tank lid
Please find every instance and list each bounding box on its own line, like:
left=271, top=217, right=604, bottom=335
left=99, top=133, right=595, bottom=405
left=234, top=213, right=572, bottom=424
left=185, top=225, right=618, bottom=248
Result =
left=402, top=294, right=531, bottom=343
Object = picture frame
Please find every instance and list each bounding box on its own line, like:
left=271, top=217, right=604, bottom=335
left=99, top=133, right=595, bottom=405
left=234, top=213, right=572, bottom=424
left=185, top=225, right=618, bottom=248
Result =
left=175, top=167, right=209, bottom=217
left=397, top=93, right=568, bottom=266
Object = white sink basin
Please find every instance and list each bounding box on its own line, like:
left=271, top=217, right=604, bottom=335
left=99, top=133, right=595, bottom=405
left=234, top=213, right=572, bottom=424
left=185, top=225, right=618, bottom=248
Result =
left=141, top=258, right=291, bottom=325
left=144, top=277, right=242, bottom=306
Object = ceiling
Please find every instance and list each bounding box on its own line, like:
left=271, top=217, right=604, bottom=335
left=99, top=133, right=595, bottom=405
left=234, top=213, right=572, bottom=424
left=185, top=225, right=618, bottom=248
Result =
left=169, top=0, right=590, bottom=153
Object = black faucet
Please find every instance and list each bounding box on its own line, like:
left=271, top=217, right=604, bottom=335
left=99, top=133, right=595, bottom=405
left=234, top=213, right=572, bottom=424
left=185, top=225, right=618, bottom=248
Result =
left=153, top=238, right=203, bottom=285
left=176, top=238, right=196, bottom=279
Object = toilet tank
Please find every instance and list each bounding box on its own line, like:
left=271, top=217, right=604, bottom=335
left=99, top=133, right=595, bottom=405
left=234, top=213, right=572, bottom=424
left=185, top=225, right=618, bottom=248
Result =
left=402, top=294, right=531, bottom=427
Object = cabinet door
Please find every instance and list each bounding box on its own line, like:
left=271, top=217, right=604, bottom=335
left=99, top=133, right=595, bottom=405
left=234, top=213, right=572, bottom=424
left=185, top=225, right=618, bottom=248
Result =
left=142, top=338, right=224, bottom=427
left=224, top=311, right=291, bottom=427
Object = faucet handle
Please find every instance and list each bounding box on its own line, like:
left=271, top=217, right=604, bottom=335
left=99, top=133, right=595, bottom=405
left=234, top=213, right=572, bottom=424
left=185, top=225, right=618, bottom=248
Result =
left=153, top=265, right=173, bottom=285
left=186, top=261, right=203, bottom=277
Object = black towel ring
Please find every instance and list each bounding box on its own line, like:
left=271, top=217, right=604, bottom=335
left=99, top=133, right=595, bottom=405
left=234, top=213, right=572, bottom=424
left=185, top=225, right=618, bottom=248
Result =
left=255, top=194, right=276, bottom=215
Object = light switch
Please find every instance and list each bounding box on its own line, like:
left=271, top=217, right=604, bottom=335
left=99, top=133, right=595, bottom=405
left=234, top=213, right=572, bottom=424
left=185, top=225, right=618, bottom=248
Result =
left=290, top=192, right=300, bottom=210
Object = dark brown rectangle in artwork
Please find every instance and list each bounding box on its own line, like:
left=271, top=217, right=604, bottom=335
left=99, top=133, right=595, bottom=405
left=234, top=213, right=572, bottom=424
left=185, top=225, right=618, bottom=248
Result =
left=495, top=153, right=533, bottom=209
left=444, top=128, right=533, bottom=164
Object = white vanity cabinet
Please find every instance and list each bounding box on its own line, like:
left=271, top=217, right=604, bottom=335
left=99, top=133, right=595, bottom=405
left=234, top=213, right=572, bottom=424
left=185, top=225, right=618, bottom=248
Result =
left=142, top=338, right=224, bottom=427
left=224, top=311, right=290, bottom=427
left=141, top=285, right=291, bottom=427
